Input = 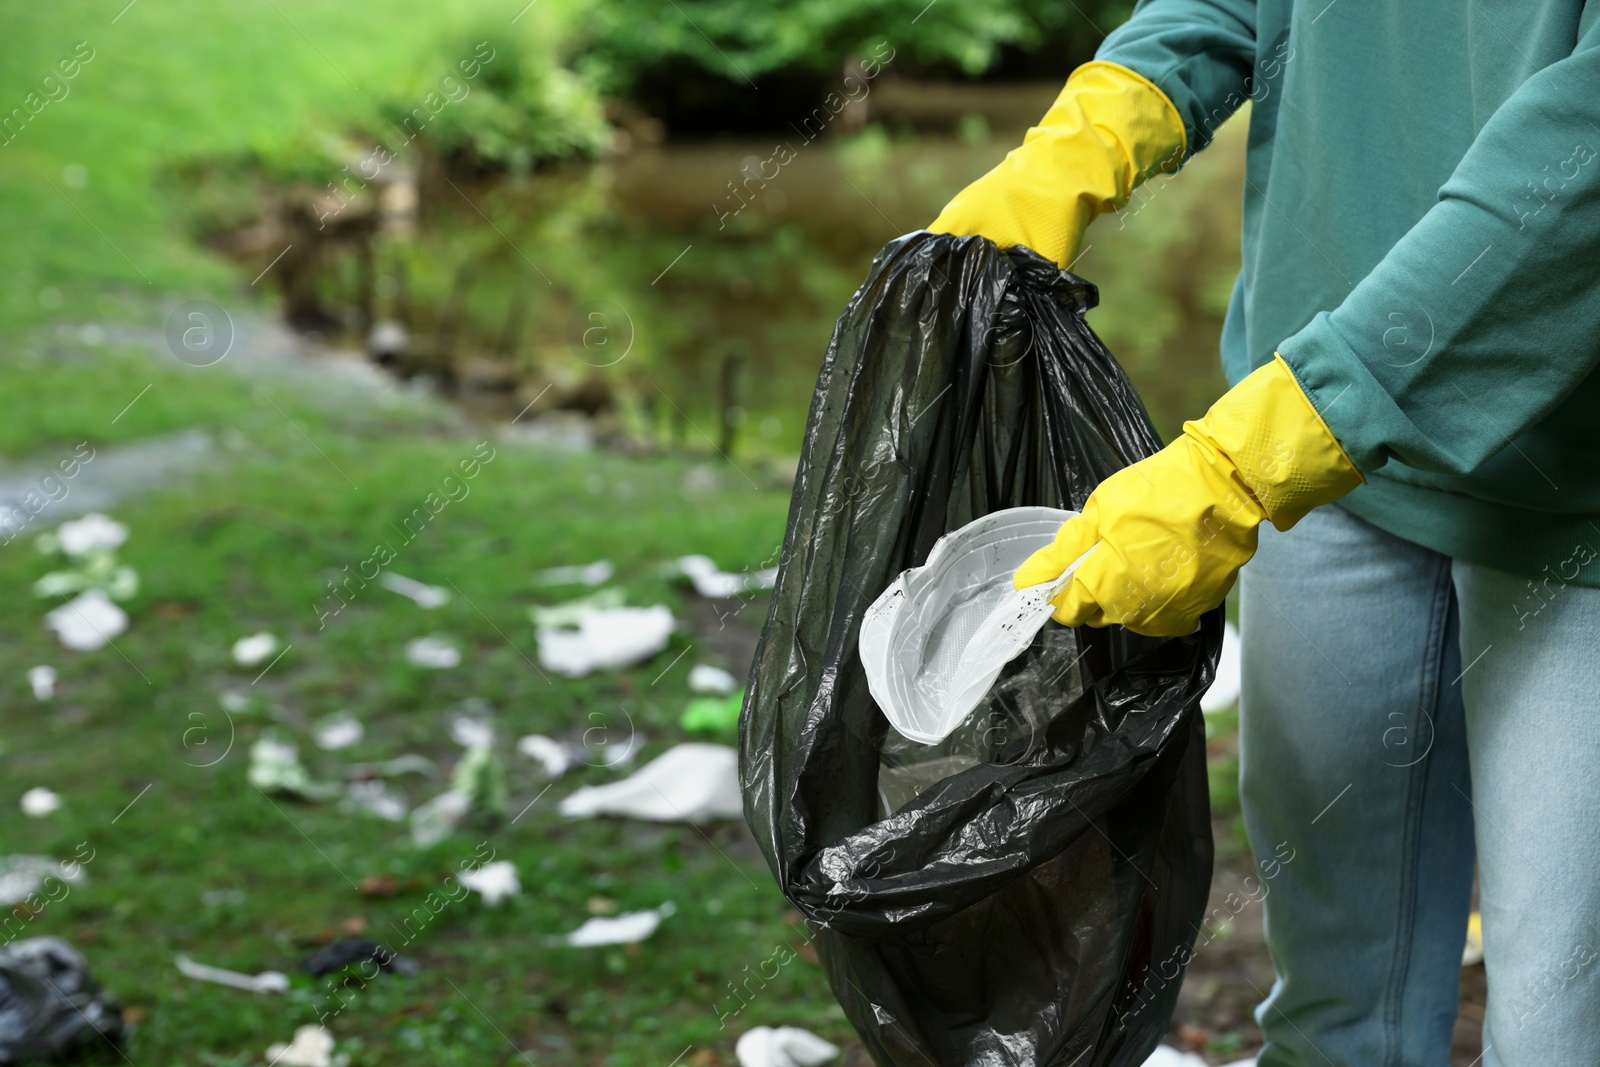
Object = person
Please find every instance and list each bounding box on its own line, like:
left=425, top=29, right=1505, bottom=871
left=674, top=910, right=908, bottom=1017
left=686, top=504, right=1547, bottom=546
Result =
left=928, top=3, right=1600, bottom=1065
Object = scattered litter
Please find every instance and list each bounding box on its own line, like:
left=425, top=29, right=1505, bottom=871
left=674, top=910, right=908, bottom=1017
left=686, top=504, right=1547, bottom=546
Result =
left=43, top=590, right=128, bottom=651
left=0, top=856, right=85, bottom=906
left=410, top=790, right=469, bottom=848
left=534, top=561, right=614, bottom=587
left=345, top=754, right=436, bottom=779
left=450, top=745, right=508, bottom=823
left=342, top=780, right=406, bottom=822
left=735, top=1027, right=840, bottom=1067
left=26, top=666, right=56, bottom=701
left=449, top=715, right=494, bottom=751
left=673, top=555, right=778, bottom=599
left=19, top=788, right=59, bottom=818
left=378, top=572, right=450, bottom=609
left=459, top=861, right=521, bottom=906
left=688, top=663, right=738, bottom=695
left=174, top=954, right=289, bottom=994
left=248, top=736, right=340, bottom=801
left=32, top=560, right=139, bottom=602
left=680, top=692, right=744, bottom=738
left=559, top=743, right=742, bottom=823
left=536, top=605, right=674, bottom=677
left=0, top=938, right=124, bottom=1062
left=517, top=735, right=576, bottom=778
left=405, top=635, right=460, bottom=669
left=1201, top=621, right=1242, bottom=713
left=265, top=1024, right=347, bottom=1067
left=219, top=688, right=255, bottom=714
left=1463, top=910, right=1484, bottom=967
left=528, top=587, right=625, bottom=628
left=33, top=515, right=137, bottom=603
left=301, top=937, right=419, bottom=978
left=46, top=514, right=127, bottom=557
left=231, top=632, right=279, bottom=667
left=565, top=902, right=675, bottom=947
left=314, top=714, right=364, bottom=751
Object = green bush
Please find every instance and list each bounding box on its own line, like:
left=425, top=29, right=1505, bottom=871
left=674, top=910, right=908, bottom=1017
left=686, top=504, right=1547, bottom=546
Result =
left=578, top=0, right=1135, bottom=92
left=382, top=29, right=610, bottom=173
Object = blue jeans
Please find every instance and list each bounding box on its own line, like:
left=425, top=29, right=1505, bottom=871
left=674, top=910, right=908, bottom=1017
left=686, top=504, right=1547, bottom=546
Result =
left=1239, top=503, right=1600, bottom=1066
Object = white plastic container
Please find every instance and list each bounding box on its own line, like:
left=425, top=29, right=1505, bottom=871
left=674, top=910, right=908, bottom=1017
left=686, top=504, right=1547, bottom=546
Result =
left=859, top=507, right=1093, bottom=745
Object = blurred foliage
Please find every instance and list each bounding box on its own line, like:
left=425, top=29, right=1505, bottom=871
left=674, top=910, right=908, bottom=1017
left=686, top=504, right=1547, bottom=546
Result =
left=382, top=28, right=610, bottom=175
left=576, top=0, right=1135, bottom=90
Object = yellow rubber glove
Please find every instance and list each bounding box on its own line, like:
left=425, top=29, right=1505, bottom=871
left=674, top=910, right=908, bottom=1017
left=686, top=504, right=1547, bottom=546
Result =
left=1013, top=356, right=1364, bottom=637
left=928, top=61, right=1186, bottom=268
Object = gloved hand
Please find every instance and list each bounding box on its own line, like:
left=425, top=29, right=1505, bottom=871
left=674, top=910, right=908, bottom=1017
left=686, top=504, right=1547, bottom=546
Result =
left=928, top=61, right=1186, bottom=268
left=1013, top=356, right=1364, bottom=637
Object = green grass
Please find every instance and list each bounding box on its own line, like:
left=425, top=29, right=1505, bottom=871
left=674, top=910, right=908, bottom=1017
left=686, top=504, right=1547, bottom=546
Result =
left=0, top=337, right=829, bottom=1065
left=0, top=0, right=590, bottom=332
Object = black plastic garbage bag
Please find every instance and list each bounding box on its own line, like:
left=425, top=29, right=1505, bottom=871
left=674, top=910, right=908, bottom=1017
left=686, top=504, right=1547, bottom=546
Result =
left=740, top=232, right=1220, bottom=1067
left=0, top=938, right=124, bottom=1065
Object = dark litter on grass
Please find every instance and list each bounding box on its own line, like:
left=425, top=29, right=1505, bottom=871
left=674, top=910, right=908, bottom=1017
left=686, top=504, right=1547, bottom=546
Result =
left=301, top=937, right=420, bottom=979
left=0, top=938, right=124, bottom=1065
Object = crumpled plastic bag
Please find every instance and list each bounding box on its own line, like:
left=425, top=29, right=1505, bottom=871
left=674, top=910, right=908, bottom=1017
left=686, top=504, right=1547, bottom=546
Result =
left=560, top=744, right=742, bottom=823
left=735, top=1027, right=840, bottom=1067
left=0, top=937, right=124, bottom=1065
left=740, top=234, right=1220, bottom=1067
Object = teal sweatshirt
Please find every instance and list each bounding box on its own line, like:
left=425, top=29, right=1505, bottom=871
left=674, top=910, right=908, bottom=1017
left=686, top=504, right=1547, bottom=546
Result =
left=1099, top=2, right=1600, bottom=588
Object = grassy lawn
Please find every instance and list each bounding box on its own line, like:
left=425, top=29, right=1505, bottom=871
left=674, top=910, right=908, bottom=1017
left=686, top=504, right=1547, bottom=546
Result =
left=0, top=333, right=827, bottom=1066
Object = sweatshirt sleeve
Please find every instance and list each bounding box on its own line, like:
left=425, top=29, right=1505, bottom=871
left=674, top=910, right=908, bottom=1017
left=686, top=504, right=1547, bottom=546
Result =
left=1279, top=24, right=1600, bottom=478
left=1094, top=0, right=1259, bottom=156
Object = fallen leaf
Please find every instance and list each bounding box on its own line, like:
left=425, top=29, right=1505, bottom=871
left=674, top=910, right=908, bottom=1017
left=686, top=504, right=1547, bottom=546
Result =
left=358, top=874, right=398, bottom=898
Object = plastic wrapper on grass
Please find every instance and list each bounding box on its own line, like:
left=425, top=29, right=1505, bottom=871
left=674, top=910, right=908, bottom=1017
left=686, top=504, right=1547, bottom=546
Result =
left=564, top=902, right=675, bottom=947
left=681, top=692, right=743, bottom=739
left=688, top=663, right=739, bottom=694
left=560, top=743, right=741, bottom=823
left=740, top=233, right=1220, bottom=1067
left=301, top=938, right=419, bottom=979
left=736, top=1027, right=840, bottom=1067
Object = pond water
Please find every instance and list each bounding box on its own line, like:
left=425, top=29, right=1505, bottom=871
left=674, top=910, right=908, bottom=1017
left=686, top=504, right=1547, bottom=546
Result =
left=313, top=81, right=1244, bottom=453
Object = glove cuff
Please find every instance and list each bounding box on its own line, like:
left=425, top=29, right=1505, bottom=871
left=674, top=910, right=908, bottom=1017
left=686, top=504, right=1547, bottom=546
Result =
left=927, top=60, right=1185, bottom=267
left=1058, top=61, right=1188, bottom=197
left=1184, top=354, right=1364, bottom=530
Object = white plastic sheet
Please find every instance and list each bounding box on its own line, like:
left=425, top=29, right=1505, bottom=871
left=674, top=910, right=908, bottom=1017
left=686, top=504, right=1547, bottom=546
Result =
left=378, top=572, right=450, bottom=609
left=231, top=632, right=279, bottom=667
left=860, top=507, right=1092, bottom=745
left=675, top=555, right=778, bottom=599
left=564, top=902, right=676, bottom=946
left=19, top=788, right=59, bottom=817
left=559, top=743, right=742, bottom=822
left=735, top=1027, right=840, bottom=1067
left=43, top=590, right=127, bottom=651
left=536, top=605, right=674, bottom=677
left=688, top=664, right=738, bottom=695
left=26, top=666, right=55, bottom=701
left=459, top=860, right=520, bottom=906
